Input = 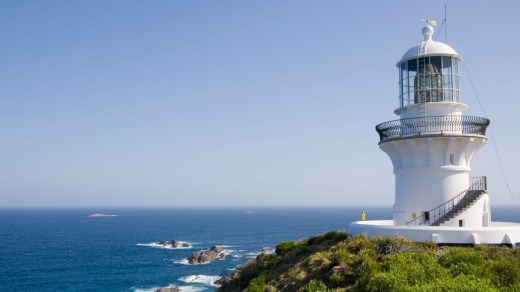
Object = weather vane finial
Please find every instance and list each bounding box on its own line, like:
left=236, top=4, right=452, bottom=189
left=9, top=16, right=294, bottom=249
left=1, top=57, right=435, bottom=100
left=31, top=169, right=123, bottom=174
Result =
left=421, top=18, right=437, bottom=26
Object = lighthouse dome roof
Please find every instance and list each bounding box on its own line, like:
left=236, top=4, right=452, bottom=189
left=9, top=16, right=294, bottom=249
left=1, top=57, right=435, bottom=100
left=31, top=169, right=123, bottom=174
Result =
left=398, top=25, right=461, bottom=65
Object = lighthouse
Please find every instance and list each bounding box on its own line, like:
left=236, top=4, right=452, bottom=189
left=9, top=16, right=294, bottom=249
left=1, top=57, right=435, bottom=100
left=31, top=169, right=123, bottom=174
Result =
left=381, top=23, right=490, bottom=228
left=349, top=22, right=520, bottom=246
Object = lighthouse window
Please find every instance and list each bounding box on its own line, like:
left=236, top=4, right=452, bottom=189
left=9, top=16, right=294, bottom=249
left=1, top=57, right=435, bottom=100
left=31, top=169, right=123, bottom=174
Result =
left=399, top=60, right=417, bottom=107
left=414, top=57, right=443, bottom=104
left=442, top=57, right=453, bottom=102
left=398, top=56, right=462, bottom=107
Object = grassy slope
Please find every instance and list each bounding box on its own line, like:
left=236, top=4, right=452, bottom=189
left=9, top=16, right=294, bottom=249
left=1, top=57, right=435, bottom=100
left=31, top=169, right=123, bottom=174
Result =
left=217, top=231, right=520, bottom=292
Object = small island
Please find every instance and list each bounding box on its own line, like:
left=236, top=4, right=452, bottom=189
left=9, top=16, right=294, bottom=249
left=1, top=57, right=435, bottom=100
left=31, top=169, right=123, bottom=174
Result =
left=87, top=214, right=117, bottom=217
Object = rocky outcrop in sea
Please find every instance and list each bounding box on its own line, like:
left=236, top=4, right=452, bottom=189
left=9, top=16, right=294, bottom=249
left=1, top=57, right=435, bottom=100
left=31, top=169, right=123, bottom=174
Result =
left=188, top=245, right=225, bottom=264
left=157, top=239, right=190, bottom=248
left=154, top=287, right=182, bottom=292
left=154, top=287, right=181, bottom=292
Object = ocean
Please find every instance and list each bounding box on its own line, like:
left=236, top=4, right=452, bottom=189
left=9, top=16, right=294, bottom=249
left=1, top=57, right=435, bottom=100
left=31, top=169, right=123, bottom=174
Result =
left=1, top=206, right=519, bottom=292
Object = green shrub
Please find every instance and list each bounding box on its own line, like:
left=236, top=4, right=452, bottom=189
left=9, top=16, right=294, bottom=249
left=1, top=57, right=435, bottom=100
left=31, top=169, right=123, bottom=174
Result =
left=246, top=275, right=266, bottom=292
left=490, top=258, right=520, bottom=287
left=329, top=273, right=345, bottom=285
left=346, top=235, right=374, bottom=254
left=439, top=247, right=486, bottom=277
left=364, top=271, right=403, bottom=292
left=276, top=241, right=296, bottom=255
left=419, top=274, right=498, bottom=292
left=413, top=240, right=439, bottom=255
left=256, top=252, right=274, bottom=265
left=306, top=231, right=347, bottom=246
left=371, top=236, right=414, bottom=257
left=301, top=279, right=331, bottom=292
left=294, top=246, right=314, bottom=258
left=333, top=246, right=353, bottom=266
left=355, top=247, right=377, bottom=269
left=362, top=252, right=450, bottom=291
left=333, top=230, right=348, bottom=242
left=218, top=234, right=520, bottom=292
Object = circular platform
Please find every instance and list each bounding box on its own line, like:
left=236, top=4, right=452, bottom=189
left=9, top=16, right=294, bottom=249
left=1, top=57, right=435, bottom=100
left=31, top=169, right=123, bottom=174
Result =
left=349, top=220, right=520, bottom=247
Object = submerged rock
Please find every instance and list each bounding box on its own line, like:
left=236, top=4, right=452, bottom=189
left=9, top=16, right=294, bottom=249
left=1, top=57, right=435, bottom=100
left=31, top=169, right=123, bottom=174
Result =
left=155, top=287, right=181, bottom=292
left=188, top=245, right=225, bottom=264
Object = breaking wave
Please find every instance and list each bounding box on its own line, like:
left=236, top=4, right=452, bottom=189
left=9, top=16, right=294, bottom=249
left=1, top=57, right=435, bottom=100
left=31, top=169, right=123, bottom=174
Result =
left=136, top=241, right=193, bottom=249
left=178, top=275, right=220, bottom=286
left=133, top=285, right=205, bottom=292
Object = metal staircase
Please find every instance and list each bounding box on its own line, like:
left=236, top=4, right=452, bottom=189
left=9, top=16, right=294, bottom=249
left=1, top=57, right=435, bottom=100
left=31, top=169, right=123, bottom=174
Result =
left=406, top=177, right=487, bottom=226
left=430, top=190, right=485, bottom=226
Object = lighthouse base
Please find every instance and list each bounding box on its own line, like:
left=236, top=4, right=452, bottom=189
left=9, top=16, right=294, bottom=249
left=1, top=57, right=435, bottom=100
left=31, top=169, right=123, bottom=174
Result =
left=349, top=220, right=520, bottom=247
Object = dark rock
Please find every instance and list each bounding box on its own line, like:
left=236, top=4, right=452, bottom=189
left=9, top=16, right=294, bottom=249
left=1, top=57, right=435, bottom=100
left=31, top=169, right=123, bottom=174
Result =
left=327, top=265, right=343, bottom=278
left=154, top=287, right=181, bottom=292
left=211, top=245, right=224, bottom=253
left=214, top=278, right=224, bottom=286
left=195, top=250, right=217, bottom=263
left=188, top=245, right=225, bottom=264
left=219, top=253, right=226, bottom=259
left=156, top=239, right=184, bottom=248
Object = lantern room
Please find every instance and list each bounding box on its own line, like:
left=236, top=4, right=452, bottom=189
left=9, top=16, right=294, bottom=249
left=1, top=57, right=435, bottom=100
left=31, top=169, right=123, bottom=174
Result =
left=397, top=25, right=462, bottom=108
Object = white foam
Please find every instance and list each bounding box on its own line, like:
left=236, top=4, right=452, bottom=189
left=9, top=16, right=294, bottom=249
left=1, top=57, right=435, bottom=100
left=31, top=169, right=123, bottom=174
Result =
left=178, top=286, right=205, bottom=292
left=226, top=249, right=243, bottom=256
left=173, top=258, right=190, bottom=265
left=136, top=241, right=193, bottom=249
left=88, top=213, right=117, bottom=217
left=178, top=275, right=221, bottom=287
left=234, top=251, right=259, bottom=259
left=134, top=284, right=205, bottom=292
left=133, top=287, right=160, bottom=292
left=234, top=249, right=274, bottom=259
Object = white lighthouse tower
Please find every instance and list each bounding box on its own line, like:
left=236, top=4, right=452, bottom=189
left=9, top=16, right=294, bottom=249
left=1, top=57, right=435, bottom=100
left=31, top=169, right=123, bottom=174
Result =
left=349, top=22, right=520, bottom=246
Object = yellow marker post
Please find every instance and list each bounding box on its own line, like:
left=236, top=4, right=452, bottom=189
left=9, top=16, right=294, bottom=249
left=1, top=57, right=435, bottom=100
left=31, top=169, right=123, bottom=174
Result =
left=361, top=210, right=366, bottom=221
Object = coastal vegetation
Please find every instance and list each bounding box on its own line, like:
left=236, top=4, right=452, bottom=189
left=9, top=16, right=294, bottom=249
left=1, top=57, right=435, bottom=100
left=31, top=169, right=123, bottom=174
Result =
left=217, top=231, right=520, bottom=291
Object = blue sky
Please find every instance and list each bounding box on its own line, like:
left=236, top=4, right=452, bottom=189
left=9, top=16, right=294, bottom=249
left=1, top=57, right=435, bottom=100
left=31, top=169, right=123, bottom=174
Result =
left=1, top=0, right=520, bottom=207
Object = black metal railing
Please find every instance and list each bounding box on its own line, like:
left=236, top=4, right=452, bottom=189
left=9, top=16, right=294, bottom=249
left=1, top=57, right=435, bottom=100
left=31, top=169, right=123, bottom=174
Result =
left=405, top=176, right=487, bottom=226
left=375, top=116, right=490, bottom=141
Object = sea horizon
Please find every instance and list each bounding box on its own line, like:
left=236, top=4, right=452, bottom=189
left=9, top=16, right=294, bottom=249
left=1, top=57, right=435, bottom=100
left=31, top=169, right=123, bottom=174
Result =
left=2, top=205, right=520, bottom=291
